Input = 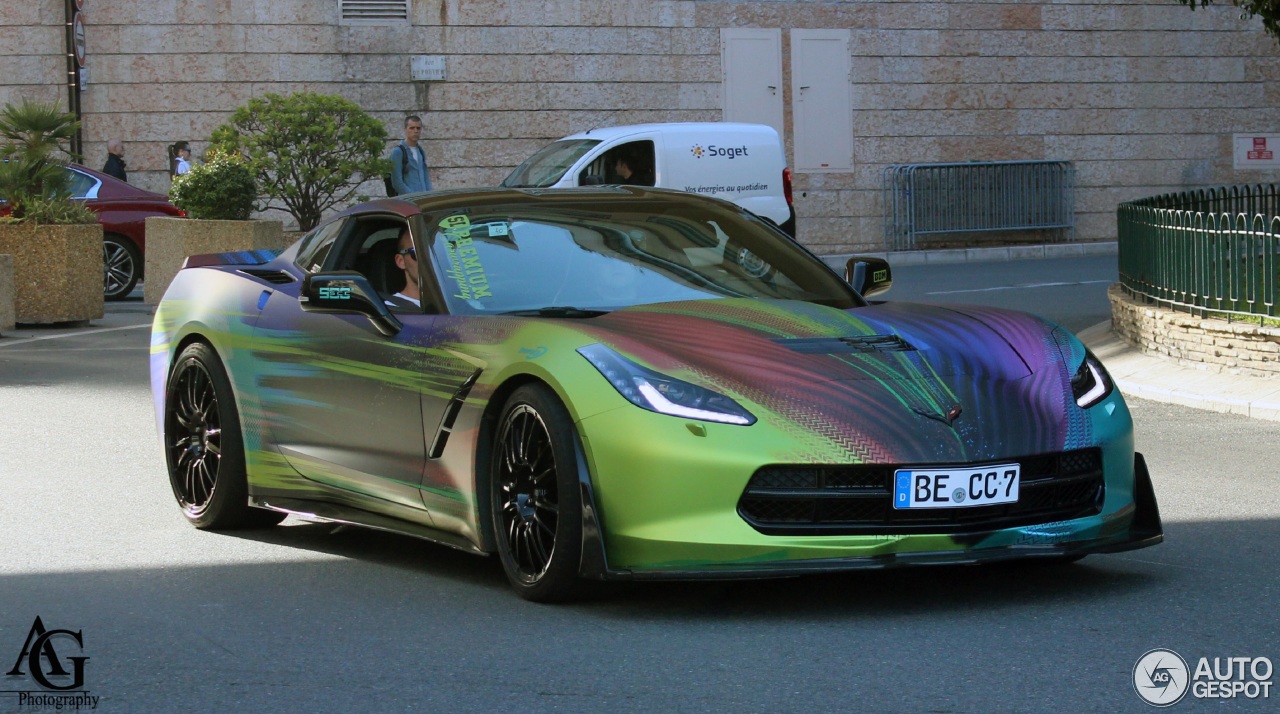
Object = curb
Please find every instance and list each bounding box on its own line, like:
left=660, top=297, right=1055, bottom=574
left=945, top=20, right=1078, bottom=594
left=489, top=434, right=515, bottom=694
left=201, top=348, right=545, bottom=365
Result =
left=820, top=241, right=1117, bottom=270
left=1078, top=321, right=1280, bottom=422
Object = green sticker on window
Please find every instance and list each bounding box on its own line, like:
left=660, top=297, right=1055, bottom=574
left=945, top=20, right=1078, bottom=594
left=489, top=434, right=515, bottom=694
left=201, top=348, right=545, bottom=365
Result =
left=440, top=217, right=493, bottom=301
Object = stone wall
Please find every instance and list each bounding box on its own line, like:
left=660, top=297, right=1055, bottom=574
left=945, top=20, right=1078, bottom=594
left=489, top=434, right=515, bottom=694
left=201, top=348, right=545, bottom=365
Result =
left=1109, top=284, right=1280, bottom=378
left=4, top=0, right=1279, bottom=251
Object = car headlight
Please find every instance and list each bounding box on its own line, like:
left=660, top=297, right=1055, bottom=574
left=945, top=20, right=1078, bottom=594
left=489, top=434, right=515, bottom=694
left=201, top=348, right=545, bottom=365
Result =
left=1071, top=351, right=1113, bottom=408
left=578, top=344, right=756, bottom=425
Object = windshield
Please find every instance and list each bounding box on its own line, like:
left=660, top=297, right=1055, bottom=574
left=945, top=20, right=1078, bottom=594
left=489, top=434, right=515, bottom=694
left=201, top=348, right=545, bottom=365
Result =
left=423, top=197, right=861, bottom=315
left=501, top=139, right=600, bottom=187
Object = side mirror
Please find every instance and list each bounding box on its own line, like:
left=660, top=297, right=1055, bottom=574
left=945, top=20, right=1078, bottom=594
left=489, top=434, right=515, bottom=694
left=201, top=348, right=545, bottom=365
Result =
left=581, top=174, right=606, bottom=186
left=844, top=256, right=892, bottom=298
left=300, top=271, right=402, bottom=337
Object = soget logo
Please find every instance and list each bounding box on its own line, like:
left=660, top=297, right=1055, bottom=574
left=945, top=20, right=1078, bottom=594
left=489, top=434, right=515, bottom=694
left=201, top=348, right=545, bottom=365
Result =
left=690, top=144, right=749, bottom=159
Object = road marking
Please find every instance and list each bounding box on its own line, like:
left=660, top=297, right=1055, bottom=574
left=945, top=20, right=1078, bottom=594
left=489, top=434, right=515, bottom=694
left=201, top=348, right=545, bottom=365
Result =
left=928, top=279, right=1113, bottom=296
left=0, top=323, right=150, bottom=348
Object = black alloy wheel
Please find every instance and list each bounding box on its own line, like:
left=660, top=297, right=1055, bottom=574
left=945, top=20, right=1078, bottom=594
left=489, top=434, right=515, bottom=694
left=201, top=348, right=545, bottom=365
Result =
left=491, top=384, right=585, bottom=602
left=103, top=235, right=140, bottom=300
left=164, top=342, right=284, bottom=530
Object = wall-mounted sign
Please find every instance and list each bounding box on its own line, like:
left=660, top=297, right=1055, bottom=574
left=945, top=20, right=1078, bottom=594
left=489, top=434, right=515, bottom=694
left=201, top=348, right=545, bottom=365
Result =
left=1233, top=134, right=1280, bottom=170
left=411, top=55, right=446, bottom=81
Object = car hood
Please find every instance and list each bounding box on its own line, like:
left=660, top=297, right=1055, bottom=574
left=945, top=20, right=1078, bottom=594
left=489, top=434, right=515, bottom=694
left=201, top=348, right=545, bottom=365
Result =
left=576, top=298, right=1096, bottom=463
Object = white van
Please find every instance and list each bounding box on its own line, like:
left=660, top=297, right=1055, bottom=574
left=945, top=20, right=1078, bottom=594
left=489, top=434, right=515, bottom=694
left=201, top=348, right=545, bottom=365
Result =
left=502, top=122, right=796, bottom=236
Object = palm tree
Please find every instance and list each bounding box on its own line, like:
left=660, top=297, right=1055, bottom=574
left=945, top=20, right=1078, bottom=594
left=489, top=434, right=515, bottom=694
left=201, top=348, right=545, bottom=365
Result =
left=0, top=100, right=81, bottom=220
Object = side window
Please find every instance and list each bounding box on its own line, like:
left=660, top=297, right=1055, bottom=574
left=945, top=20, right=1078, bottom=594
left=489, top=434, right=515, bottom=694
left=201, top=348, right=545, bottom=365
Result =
left=66, top=170, right=100, bottom=199
left=579, top=140, right=655, bottom=186
left=294, top=219, right=347, bottom=273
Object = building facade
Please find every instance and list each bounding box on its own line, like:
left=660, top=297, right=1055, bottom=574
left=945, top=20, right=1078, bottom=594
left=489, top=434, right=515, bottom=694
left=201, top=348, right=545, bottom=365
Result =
left=3, top=0, right=1278, bottom=250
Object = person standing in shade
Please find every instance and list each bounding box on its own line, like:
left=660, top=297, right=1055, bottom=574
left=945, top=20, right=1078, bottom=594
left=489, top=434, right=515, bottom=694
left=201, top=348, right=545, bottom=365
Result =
left=103, top=139, right=127, bottom=182
left=388, top=115, right=431, bottom=196
left=170, top=141, right=193, bottom=176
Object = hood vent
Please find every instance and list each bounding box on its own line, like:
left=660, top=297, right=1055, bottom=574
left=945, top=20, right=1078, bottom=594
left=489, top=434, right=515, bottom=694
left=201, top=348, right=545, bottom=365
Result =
left=773, top=335, right=916, bottom=354
left=239, top=269, right=295, bottom=285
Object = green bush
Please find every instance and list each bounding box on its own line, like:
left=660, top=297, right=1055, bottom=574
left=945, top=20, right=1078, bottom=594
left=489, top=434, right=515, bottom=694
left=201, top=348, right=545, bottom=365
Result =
left=0, top=100, right=93, bottom=224
left=169, top=151, right=257, bottom=220
left=209, top=91, right=391, bottom=230
left=19, top=196, right=97, bottom=224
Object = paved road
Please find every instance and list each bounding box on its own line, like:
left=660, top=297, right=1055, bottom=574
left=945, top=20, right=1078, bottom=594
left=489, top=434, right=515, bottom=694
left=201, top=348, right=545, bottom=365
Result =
left=1, top=261, right=1276, bottom=712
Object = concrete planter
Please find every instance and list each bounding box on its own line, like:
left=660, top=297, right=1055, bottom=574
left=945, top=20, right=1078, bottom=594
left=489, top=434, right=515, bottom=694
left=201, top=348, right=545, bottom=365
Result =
left=144, top=217, right=288, bottom=304
left=0, top=223, right=104, bottom=325
left=0, top=253, right=14, bottom=334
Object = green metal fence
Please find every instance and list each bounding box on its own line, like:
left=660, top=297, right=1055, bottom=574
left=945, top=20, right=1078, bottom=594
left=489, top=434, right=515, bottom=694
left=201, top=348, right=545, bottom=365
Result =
left=1117, top=184, right=1280, bottom=319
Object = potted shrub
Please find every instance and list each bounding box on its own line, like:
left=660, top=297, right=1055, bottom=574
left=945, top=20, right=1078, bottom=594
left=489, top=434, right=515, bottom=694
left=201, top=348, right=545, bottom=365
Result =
left=144, top=151, right=285, bottom=304
left=209, top=91, right=390, bottom=231
left=0, top=100, right=103, bottom=325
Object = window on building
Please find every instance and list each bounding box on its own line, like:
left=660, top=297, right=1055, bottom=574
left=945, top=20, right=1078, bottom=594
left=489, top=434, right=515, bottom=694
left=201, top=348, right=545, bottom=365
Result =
left=339, top=0, right=410, bottom=25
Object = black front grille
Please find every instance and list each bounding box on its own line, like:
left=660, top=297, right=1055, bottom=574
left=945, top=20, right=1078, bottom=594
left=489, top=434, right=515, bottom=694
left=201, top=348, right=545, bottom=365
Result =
left=738, top=448, right=1105, bottom=535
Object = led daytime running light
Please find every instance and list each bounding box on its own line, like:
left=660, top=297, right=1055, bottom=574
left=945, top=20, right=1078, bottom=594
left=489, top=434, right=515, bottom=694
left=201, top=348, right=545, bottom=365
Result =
left=1072, top=354, right=1113, bottom=408
left=578, top=344, right=756, bottom=426
left=636, top=383, right=752, bottom=425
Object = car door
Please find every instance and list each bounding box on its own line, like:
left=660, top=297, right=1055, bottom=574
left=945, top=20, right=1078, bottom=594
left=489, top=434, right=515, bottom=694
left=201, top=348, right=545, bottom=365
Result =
left=251, top=215, right=442, bottom=512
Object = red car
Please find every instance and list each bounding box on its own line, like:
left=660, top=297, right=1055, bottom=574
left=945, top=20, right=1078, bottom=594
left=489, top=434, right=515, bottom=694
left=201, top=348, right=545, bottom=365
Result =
left=67, top=164, right=187, bottom=300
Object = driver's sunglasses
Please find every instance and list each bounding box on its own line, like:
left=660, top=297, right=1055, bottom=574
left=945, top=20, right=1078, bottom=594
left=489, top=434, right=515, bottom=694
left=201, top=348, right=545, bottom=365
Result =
left=397, top=247, right=417, bottom=260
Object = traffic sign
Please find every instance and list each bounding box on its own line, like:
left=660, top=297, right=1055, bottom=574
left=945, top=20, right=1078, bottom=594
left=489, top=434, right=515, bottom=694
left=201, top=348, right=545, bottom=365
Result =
left=72, top=13, right=86, bottom=68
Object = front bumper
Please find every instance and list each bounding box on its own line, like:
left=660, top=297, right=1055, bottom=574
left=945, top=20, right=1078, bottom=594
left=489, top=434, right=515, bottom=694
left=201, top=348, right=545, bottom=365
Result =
left=574, top=404, right=1162, bottom=580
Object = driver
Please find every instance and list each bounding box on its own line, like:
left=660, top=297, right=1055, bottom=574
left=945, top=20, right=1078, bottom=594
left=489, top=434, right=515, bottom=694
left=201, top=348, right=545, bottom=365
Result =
left=386, top=227, right=422, bottom=309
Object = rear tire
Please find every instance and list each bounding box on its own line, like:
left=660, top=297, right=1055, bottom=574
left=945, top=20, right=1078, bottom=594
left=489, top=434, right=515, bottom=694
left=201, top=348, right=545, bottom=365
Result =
left=164, top=342, right=284, bottom=530
left=490, top=384, right=587, bottom=602
left=103, top=235, right=140, bottom=300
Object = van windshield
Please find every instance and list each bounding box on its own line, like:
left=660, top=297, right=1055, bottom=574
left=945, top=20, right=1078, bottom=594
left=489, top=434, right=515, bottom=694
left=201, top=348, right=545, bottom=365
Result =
left=501, top=139, right=600, bottom=188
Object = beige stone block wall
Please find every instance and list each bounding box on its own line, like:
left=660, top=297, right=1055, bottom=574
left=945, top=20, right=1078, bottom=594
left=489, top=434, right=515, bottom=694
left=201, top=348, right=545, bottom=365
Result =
left=0, top=253, right=14, bottom=334
left=1110, top=284, right=1280, bottom=378
left=0, top=224, right=104, bottom=325
left=5, top=0, right=1279, bottom=252
left=143, top=218, right=287, bottom=304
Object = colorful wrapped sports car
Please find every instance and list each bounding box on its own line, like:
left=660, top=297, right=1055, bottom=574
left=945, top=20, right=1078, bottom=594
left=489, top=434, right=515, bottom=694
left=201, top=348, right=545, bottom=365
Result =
left=151, top=187, right=1163, bottom=602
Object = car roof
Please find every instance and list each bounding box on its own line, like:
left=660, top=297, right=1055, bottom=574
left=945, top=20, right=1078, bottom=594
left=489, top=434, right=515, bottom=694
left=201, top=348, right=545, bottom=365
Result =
left=348, top=185, right=734, bottom=219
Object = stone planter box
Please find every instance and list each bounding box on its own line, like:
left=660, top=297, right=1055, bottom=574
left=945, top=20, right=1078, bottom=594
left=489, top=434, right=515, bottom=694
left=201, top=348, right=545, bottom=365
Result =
left=0, top=253, right=14, bottom=334
left=1110, top=284, right=1280, bottom=378
left=144, top=217, right=288, bottom=304
left=0, top=223, right=104, bottom=325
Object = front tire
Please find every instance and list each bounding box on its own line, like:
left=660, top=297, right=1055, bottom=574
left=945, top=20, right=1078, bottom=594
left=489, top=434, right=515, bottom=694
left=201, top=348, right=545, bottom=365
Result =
left=490, top=384, right=586, bottom=602
left=103, top=235, right=140, bottom=300
left=164, top=342, right=284, bottom=530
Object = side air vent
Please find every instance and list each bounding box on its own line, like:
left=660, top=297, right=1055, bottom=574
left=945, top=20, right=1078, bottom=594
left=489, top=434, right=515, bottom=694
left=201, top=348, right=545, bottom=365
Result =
left=239, top=269, right=295, bottom=285
left=773, top=335, right=915, bottom=354
left=429, top=370, right=482, bottom=459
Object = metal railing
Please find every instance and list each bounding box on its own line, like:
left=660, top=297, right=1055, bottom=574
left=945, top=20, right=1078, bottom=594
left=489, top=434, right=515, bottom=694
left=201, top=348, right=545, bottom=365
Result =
left=882, top=160, right=1076, bottom=250
left=1118, top=184, right=1280, bottom=319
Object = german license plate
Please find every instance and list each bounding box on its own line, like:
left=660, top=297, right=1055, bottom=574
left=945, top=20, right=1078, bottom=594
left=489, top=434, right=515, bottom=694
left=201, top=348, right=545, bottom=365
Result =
left=893, top=464, right=1020, bottom=509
